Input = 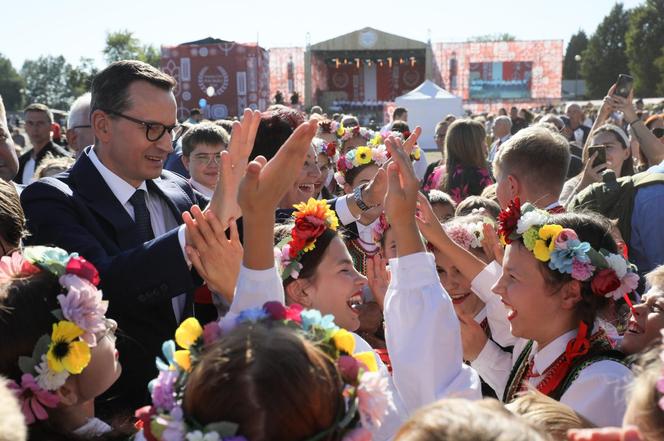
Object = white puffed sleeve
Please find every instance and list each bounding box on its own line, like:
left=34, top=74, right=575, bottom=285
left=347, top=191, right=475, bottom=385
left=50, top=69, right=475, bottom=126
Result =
left=384, top=252, right=481, bottom=414
left=470, top=261, right=518, bottom=348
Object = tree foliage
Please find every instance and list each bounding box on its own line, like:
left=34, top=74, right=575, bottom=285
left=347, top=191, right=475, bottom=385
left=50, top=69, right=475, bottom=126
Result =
left=581, top=4, right=630, bottom=98
left=625, top=0, right=664, bottom=96
left=103, top=30, right=161, bottom=67
left=0, top=54, right=25, bottom=111
left=563, top=31, right=588, bottom=80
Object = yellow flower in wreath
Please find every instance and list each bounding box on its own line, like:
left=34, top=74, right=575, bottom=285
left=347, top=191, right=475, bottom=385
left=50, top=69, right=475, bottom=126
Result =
left=175, top=317, right=203, bottom=349
left=332, top=328, right=356, bottom=354
left=354, top=146, right=373, bottom=166
left=533, top=224, right=563, bottom=262
left=47, top=321, right=91, bottom=374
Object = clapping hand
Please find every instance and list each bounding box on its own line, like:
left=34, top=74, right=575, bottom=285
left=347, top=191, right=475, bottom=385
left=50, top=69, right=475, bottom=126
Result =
left=366, top=254, right=390, bottom=310
left=207, top=109, right=261, bottom=229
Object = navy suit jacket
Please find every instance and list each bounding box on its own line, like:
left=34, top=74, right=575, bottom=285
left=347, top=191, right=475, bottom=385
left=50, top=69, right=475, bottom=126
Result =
left=21, top=150, right=209, bottom=412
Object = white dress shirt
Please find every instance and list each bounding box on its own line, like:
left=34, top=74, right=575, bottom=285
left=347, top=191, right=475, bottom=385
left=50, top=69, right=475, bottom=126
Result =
left=221, top=251, right=481, bottom=441
left=22, top=157, right=36, bottom=184
left=470, top=263, right=633, bottom=427
left=189, top=178, right=214, bottom=198
left=87, top=148, right=188, bottom=322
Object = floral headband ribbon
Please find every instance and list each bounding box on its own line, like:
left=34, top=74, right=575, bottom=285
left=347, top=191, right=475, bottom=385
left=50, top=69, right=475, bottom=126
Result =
left=275, top=198, right=340, bottom=280
left=498, top=198, right=639, bottom=301
left=334, top=145, right=422, bottom=187
left=136, top=302, right=392, bottom=441
left=444, top=217, right=495, bottom=251
left=1, top=246, right=107, bottom=424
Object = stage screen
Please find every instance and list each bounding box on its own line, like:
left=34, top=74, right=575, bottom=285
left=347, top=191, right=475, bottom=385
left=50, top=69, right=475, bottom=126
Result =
left=469, top=61, right=532, bottom=99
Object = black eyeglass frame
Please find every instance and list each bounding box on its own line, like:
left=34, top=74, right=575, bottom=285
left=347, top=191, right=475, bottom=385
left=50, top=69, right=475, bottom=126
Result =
left=101, top=109, right=182, bottom=142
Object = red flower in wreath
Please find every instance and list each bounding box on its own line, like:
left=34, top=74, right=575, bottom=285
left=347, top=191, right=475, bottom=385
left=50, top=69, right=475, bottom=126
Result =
left=325, top=142, right=337, bottom=158
left=591, top=268, right=621, bottom=297
left=402, top=130, right=411, bottom=140
left=497, top=197, right=521, bottom=244
left=65, top=256, right=100, bottom=286
left=293, top=215, right=327, bottom=247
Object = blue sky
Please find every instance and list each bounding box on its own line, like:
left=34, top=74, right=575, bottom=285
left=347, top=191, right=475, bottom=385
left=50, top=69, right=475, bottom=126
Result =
left=1, top=0, right=645, bottom=69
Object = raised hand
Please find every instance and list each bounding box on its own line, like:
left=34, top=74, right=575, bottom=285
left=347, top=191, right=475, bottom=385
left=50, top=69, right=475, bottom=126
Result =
left=207, top=109, right=261, bottom=228
left=183, top=206, right=243, bottom=302
left=366, top=254, right=390, bottom=310
left=481, top=223, right=504, bottom=265
left=415, top=192, right=446, bottom=246
left=567, top=427, right=642, bottom=441
left=384, top=135, right=424, bottom=257
left=237, top=120, right=318, bottom=217
left=402, top=126, right=422, bottom=156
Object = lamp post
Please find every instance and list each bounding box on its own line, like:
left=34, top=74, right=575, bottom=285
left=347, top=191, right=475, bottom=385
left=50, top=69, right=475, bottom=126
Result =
left=574, top=54, right=582, bottom=99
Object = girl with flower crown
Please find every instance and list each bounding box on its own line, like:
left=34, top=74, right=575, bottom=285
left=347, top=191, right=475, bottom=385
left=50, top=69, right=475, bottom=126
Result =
left=184, top=123, right=480, bottom=440
left=0, top=246, right=127, bottom=439
left=447, top=200, right=635, bottom=427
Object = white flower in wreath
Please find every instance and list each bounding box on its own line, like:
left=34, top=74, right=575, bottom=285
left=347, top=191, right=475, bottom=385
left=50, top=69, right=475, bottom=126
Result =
left=516, top=210, right=549, bottom=234
left=186, top=431, right=221, bottom=441
left=35, top=355, right=69, bottom=390
left=605, top=253, right=628, bottom=279
left=466, top=221, right=485, bottom=249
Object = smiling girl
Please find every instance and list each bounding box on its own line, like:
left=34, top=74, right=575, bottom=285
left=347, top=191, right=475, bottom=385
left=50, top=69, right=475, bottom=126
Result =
left=467, top=200, right=635, bottom=427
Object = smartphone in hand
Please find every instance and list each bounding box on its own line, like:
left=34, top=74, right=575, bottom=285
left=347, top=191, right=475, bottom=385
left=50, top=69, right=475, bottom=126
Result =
left=614, top=74, right=634, bottom=98
left=587, top=144, right=607, bottom=169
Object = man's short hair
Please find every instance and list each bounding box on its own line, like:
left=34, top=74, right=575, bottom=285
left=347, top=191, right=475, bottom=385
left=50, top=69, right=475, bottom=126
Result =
left=0, top=180, right=26, bottom=249
left=90, top=60, right=176, bottom=115
left=310, top=105, right=323, bottom=115
left=393, top=107, right=408, bottom=120
left=182, top=123, right=230, bottom=157
left=190, top=108, right=202, bottom=116
left=67, top=93, right=91, bottom=129
left=24, top=103, right=53, bottom=123
left=493, top=125, right=571, bottom=196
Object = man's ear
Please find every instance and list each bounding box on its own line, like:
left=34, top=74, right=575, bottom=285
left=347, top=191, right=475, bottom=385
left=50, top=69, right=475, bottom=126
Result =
left=66, top=129, right=77, bottom=148
left=560, top=280, right=583, bottom=311
left=506, top=174, right=520, bottom=200
left=285, top=279, right=313, bottom=307
left=91, top=110, right=111, bottom=144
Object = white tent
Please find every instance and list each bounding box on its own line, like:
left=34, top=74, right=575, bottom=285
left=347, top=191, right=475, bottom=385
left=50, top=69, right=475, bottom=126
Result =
left=394, top=80, right=463, bottom=151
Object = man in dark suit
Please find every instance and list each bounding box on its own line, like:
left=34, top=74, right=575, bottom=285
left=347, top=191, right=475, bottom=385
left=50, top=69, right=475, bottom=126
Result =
left=21, top=61, right=221, bottom=414
left=16, top=103, right=71, bottom=184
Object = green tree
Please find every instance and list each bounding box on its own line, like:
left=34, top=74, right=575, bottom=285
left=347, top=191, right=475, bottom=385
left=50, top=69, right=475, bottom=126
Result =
left=625, top=0, right=664, bottom=96
left=0, top=53, right=25, bottom=111
left=581, top=3, right=630, bottom=99
left=655, top=47, right=664, bottom=96
left=563, top=30, right=588, bottom=80
left=67, top=57, right=98, bottom=98
left=20, top=55, right=72, bottom=109
left=103, top=30, right=161, bottom=67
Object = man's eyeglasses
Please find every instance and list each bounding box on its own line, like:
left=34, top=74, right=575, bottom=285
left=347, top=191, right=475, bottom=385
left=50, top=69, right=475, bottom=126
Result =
left=653, top=128, right=664, bottom=139
left=191, top=152, right=222, bottom=166
left=102, top=110, right=181, bottom=142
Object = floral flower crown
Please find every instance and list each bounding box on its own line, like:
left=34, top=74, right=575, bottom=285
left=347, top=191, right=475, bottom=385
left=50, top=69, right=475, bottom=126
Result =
left=334, top=146, right=389, bottom=187
left=334, top=144, right=421, bottom=187
left=136, top=301, right=392, bottom=441
left=497, top=198, right=639, bottom=301
left=313, top=137, right=338, bottom=159
left=372, top=213, right=390, bottom=244
left=275, top=198, right=340, bottom=280
left=1, top=247, right=107, bottom=424
left=338, top=125, right=375, bottom=143
left=444, top=218, right=494, bottom=251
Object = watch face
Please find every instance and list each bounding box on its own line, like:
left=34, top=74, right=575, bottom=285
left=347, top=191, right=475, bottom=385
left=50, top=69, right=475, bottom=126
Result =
left=359, top=30, right=378, bottom=49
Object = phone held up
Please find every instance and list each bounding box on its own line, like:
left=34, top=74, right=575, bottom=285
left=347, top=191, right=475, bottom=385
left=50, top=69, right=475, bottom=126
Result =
left=587, top=145, right=607, bottom=169
left=614, top=74, right=634, bottom=98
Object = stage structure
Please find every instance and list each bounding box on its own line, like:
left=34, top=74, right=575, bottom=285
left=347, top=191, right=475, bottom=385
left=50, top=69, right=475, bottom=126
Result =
left=161, top=37, right=270, bottom=121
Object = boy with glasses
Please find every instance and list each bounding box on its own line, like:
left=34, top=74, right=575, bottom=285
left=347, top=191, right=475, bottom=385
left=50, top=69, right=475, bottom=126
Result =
left=181, top=123, right=229, bottom=197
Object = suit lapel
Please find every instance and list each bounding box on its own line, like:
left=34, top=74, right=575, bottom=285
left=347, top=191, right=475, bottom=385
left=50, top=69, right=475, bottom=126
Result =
left=146, top=177, right=194, bottom=226
left=70, top=153, right=143, bottom=249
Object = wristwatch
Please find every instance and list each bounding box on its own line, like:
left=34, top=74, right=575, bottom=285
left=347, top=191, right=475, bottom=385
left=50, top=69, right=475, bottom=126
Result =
left=353, top=184, right=373, bottom=211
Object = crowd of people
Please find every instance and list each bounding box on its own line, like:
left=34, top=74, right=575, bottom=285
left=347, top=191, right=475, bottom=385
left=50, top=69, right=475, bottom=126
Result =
left=0, top=58, right=663, bottom=441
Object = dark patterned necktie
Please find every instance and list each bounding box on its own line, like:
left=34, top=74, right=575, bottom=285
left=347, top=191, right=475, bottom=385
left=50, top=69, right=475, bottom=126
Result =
left=129, top=189, right=155, bottom=243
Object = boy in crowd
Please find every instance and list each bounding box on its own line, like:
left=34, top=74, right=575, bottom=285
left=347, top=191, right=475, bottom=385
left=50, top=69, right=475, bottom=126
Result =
left=181, top=123, right=230, bottom=197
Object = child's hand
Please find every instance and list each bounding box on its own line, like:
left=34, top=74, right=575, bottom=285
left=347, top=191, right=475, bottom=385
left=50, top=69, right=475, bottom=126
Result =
left=567, top=427, right=642, bottom=441
left=183, top=206, right=243, bottom=301
left=415, top=192, right=445, bottom=245
left=481, top=223, right=504, bottom=265
left=207, top=109, right=261, bottom=228
left=384, top=135, right=419, bottom=225
left=366, top=254, right=390, bottom=310
left=457, top=310, right=488, bottom=362
left=238, top=121, right=318, bottom=217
